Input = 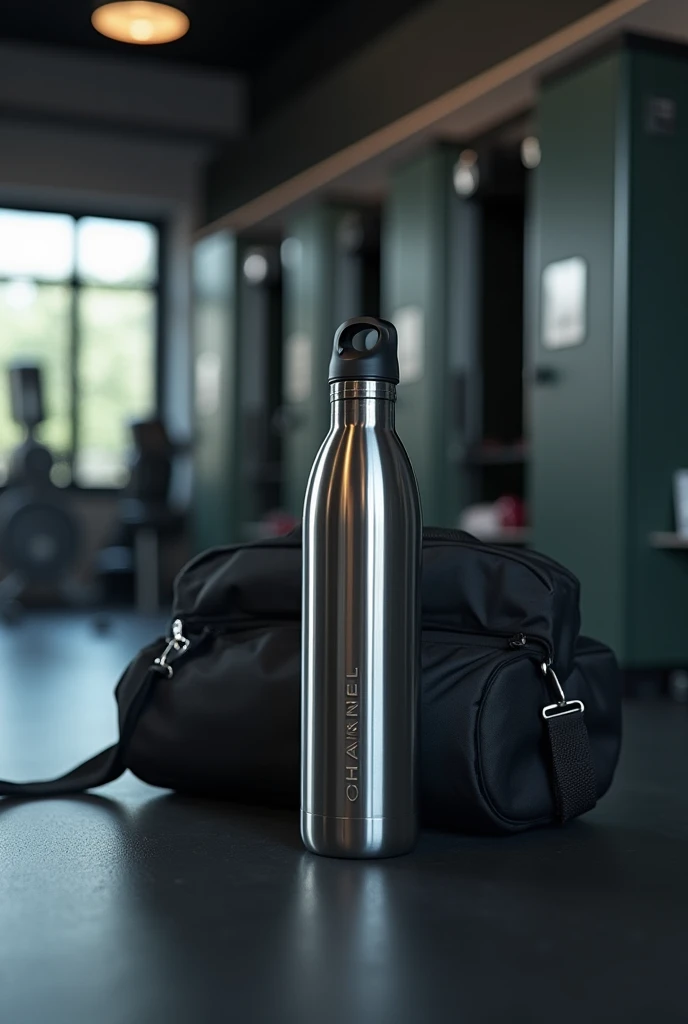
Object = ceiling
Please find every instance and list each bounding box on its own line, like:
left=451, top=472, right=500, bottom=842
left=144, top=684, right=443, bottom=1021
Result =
left=0, top=0, right=329, bottom=72
left=0, top=0, right=426, bottom=78
left=206, top=0, right=688, bottom=232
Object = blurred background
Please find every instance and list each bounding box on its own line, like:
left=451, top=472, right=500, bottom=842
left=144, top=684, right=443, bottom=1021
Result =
left=1, top=0, right=688, bottom=695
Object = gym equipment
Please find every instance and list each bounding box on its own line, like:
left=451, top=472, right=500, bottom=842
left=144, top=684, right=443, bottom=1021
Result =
left=97, top=418, right=186, bottom=614
left=0, top=364, right=81, bottom=620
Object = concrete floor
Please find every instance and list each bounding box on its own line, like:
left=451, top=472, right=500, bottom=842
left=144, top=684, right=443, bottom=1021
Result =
left=0, top=613, right=686, bottom=1024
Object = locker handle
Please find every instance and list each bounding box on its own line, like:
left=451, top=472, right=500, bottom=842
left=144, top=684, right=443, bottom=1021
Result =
left=533, top=366, right=560, bottom=386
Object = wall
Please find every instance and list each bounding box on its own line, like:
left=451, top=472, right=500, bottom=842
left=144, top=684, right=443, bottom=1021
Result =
left=0, top=41, right=247, bottom=438
left=0, top=40, right=245, bottom=140
left=0, top=120, right=208, bottom=438
left=0, top=43, right=247, bottom=584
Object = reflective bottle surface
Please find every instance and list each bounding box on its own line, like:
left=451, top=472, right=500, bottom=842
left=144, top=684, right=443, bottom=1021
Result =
left=301, top=317, right=422, bottom=858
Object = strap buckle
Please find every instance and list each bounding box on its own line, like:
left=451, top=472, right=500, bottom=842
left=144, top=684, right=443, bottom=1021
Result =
left=153, top=618, right=190, bottom=678
left=541, top=662, right=585, bottom=720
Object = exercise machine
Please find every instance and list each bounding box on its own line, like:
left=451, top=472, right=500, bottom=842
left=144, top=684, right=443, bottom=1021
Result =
left=0, top=365, right=81, bottom=620
left=97, top=418, right=186, bottom=614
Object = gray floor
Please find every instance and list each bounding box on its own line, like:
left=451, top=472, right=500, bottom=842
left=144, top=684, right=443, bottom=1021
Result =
left=0, top=613, right=686, bottom=1024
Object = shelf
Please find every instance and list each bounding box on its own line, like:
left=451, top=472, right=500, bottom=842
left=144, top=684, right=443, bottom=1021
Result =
left=465, top=443, right=529, bottom=467
left=469, top=527, right=531, bottom=545
left=649, top=532, right=688, bottom=549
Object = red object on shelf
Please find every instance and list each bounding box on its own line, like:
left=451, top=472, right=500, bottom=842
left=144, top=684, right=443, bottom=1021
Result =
left=494, top=495, right=527, bottom=529
left=263, top=510, right=299, bottom=537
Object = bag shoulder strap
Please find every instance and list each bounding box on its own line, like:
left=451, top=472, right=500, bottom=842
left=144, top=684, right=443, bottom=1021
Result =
left=0, top=744, right=124, bottom=798
left=546, top=709, right=598, bottom=822
left=0, top=663, right=160, bottom=799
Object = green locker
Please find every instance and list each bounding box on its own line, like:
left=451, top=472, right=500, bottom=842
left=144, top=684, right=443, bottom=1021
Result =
left=192, top=230, right=242, bottom=551
left=235, top=243, right=283, bottom=534
left=530, top=36, right=688, bottom=667
left=382, top=146, right=473, bottom=527
left=192, top=234, right=282, bottom=549
left=281, top=204, right=379, bottom=516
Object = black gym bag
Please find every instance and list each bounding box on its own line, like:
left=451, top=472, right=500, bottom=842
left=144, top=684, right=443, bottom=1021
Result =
left=0, top=528, right=622, bottom=835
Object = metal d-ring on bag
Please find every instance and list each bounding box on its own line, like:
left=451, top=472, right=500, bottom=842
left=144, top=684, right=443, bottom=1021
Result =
left=153, top=619, right=190, bottom=678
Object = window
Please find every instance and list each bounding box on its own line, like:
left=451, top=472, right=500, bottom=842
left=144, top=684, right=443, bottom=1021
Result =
left=0, top=208, right=160, bottom=488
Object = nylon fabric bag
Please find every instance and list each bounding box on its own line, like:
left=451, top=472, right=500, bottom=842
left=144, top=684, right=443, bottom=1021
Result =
left=0, top=528, right=622, bottom=834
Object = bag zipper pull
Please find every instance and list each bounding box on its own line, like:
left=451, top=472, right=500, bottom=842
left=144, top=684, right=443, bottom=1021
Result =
left=509, top=633, right=554, bottom=665
left=152, top=618, right=190, bottom=678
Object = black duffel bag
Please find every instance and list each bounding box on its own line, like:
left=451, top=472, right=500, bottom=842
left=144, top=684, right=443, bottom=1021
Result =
left=0, top=528, right=622, bottom=835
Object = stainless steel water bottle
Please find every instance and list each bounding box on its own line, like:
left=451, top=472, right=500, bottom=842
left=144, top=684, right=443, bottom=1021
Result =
left=301, top=316, right=422, bottom=858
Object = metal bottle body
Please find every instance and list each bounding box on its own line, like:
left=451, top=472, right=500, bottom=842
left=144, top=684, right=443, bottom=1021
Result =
left=301, top=380, right=422, bottom=858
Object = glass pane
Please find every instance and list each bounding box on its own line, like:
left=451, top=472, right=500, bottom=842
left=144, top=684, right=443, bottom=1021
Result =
left=0, top=209, right=74, bottom=281
left=77, top=218, right=158, bottom=286
left=76, top=288, right=156, bottom=487
left=0, top=282, right=72, bottom=485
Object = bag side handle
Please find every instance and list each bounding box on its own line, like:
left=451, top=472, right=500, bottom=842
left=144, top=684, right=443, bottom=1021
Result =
left=542, top=663, right=598, bottom=822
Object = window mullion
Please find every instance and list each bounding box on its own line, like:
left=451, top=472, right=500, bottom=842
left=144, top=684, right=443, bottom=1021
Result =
left=69, top=279, right=80, bottom=478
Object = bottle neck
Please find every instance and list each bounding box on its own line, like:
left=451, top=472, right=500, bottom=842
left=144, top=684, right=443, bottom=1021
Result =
left=329, top=380, right=396, bottom=428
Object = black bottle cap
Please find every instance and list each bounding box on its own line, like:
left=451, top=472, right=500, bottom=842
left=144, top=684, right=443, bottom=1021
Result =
left=328, top=317, right=399, bottom=384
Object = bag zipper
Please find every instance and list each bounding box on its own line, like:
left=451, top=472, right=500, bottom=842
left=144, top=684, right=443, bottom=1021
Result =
left=423, top=628, right=550, bottom=659
left=173, top=533, right=562, bottom=664
left=163, top=617, right=551, bottom=664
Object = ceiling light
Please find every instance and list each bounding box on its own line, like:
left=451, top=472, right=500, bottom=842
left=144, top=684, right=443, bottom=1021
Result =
left=453, top=149, right=480, bottom=197
left=521, top=136, right=541, bottom=169
left=243, top=251, right=269, bottom=285
left=92, top=2, right=189, bottom=45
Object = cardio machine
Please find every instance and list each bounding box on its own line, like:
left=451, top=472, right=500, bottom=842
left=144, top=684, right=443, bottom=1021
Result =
left=0, top=365, right=81, bottom=620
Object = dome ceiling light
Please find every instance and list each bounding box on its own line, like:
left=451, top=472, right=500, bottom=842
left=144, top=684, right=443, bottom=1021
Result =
left=92, top=2, right=190, bottom=45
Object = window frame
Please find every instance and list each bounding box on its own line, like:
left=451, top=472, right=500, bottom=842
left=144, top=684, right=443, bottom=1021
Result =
left=0, top=202, right=166, bottom=493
